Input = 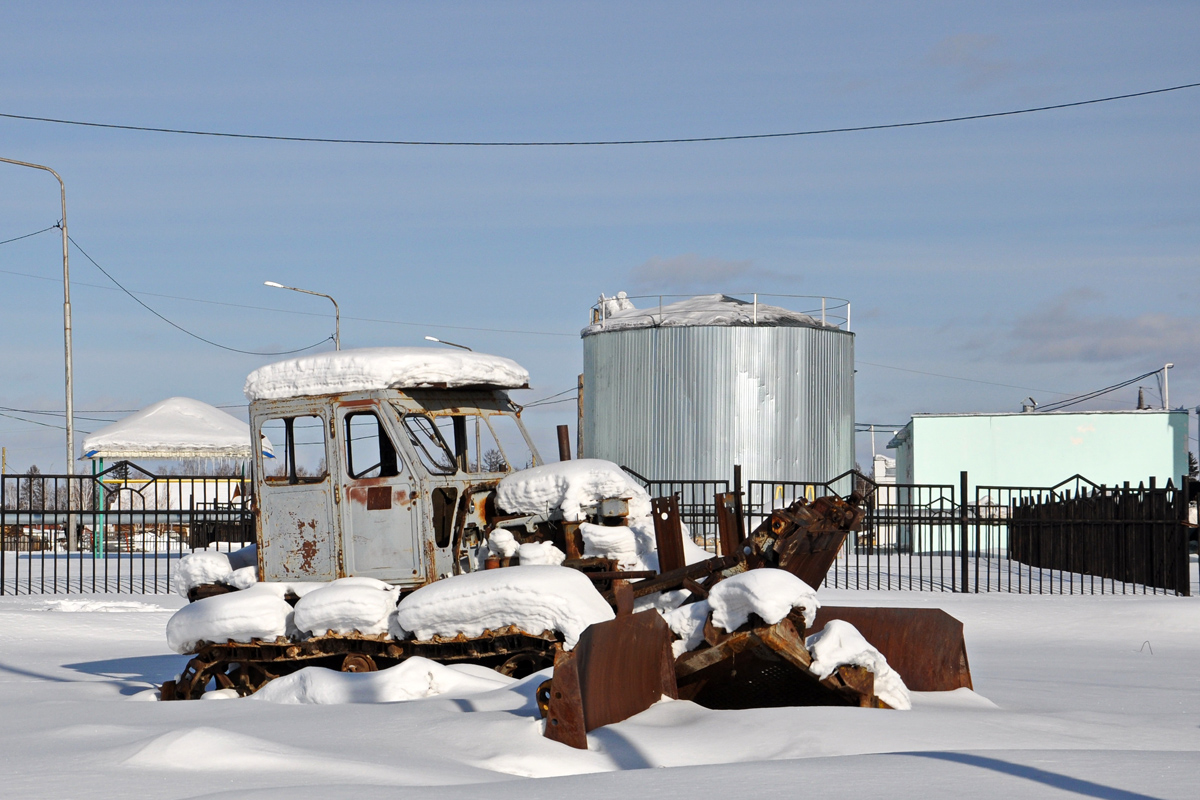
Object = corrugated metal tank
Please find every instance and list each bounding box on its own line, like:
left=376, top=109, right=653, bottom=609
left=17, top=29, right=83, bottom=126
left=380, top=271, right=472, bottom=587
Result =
left=582, top=323, right=854, bottom=483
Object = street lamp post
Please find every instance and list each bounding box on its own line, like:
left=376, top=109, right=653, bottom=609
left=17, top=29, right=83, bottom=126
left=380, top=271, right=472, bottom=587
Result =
left=423, top=335, right=472, bottom=351
left=264, top=281, right=340, bottom=350
left=1, top=157, right=75, bottom=483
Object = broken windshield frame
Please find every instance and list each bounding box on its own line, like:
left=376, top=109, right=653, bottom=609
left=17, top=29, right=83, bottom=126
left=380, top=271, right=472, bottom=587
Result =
left=399, top=413, right=457, bottom=475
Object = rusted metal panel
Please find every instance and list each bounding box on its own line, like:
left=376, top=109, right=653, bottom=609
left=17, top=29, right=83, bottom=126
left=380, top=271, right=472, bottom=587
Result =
left=366, top=486, right=391, bottom=510
left=811, top=607, right=973, bottom=692
left=652, top=495, right=686, bottom=573
left=543, top=608, right=677, bottom=749
left=714, top=491, right=741, bottom=557
left=260, top=483, right=339, bottom=581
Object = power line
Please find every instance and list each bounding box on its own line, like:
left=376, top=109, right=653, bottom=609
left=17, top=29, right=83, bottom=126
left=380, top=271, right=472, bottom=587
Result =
left=0, top=225, right=57, bottom=247
left=0, top=405, right=116, bottom=424
left=1036, top=369, right=1164, bottom=413
left=2, top=81, right=1197, bottom=147
left=0, top=410, right=92, bottom=435
left=67, top=234, right=335, bottom=356
left=2, top=263, right=575, bottom=338
left=856, top=360, right=1074, bottom=395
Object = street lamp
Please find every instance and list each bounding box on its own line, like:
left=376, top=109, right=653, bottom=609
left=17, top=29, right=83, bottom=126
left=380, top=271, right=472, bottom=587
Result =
left=424, top=335, right=472, bottom=351
left=1, top=157, right=75, bottom=477
left=264, top=281, right=340, bottom=350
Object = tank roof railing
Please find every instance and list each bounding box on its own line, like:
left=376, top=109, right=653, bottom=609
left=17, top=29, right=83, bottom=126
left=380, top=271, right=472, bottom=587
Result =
left=588, top=292, right=851, bottom=331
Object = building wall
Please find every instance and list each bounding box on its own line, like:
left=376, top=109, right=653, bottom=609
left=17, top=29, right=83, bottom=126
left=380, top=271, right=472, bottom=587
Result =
left=582, top=325, right=854, bottom=482
left=892, top=410, right=1188, bottom=491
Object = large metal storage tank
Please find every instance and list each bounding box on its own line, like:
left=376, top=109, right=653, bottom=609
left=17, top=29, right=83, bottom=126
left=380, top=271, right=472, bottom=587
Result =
left=581, top=293, right=854, bottom=483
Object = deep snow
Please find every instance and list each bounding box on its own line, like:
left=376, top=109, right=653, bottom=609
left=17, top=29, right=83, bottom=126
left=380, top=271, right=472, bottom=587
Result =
left=1, top=588, right=1198, bottom=799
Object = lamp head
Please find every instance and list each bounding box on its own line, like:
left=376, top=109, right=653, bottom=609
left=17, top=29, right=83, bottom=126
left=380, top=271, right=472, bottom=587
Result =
left=264, top=281, right=284, bottom=288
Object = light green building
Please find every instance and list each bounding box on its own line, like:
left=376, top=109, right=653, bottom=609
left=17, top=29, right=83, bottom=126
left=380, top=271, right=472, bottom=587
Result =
left=887, top=409, right=1189, bottom=492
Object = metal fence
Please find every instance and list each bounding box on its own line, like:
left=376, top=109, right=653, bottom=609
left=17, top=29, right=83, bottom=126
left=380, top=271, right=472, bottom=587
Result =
left=1, top=461, right=253, bottom=595
left=5, top=462, right=1193, bottom=597
left=622, top=467, right=729, bottom=549
left=661, top=468, right=1195, bottom=596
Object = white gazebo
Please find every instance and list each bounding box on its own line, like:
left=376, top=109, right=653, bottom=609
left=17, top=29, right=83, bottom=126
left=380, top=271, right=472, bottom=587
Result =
left=81, top=396, right=269, bottom=462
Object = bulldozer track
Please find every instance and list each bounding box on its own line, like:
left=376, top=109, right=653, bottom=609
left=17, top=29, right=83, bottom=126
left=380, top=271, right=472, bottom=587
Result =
left=161, top=628, right=561, bottom=700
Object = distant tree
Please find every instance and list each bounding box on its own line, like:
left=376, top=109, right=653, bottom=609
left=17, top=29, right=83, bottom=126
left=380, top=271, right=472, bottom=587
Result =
left=482, top=449, right=509, bottom=473
left=1189, top=451, right=1198, bottom=478
left=20, top=465, right=44, bottom=510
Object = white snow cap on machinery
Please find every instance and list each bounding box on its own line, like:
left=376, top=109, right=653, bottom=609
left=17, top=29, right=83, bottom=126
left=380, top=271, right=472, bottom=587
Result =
left=243, top=347, right=530, bottom=401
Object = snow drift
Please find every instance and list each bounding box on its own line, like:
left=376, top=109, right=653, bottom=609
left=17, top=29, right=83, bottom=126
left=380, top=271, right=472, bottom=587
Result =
left=249, top=658, right=514, bottom=704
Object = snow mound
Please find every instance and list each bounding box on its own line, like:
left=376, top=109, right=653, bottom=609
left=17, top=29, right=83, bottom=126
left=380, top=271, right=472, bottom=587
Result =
left=170, top=551, right=234, bottom=596
left=170, top=544, right=258, bottom=596
left=292, top=577, right=400, bottom=637
left=806, top=619, right=911, bottom=710
left=582, top=293, right=829, bottom=336
left=166, top=587, right=294, bottom=654
left=243, top=346, right=529, bottom=401
left=250, top=657, right=515, bottom=704
left=495, top=459, right=652, bottom=522
left=516, top=541, right=566, bottom=566
left=580, top=522, right=638, bottom=561
left=708, top=570, right=819, bottom=632
left=662, top=600, right=711, bottom=657
left=487, top=529, right=519, bottom=558
left=395, top=566, right=614, bottom=649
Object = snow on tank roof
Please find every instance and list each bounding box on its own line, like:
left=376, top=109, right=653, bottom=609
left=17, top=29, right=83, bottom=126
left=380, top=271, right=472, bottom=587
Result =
left=243, top=347, right=530, bottom=401
left=581, top=293, right=832, bottom=336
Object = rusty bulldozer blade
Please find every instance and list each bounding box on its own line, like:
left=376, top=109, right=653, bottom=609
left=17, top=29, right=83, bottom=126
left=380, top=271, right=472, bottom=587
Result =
left=674, top=612, right=888, bottom=710
left=542, top=604, right=678, bottom=750
left=812, top=607, right=972, bottom=692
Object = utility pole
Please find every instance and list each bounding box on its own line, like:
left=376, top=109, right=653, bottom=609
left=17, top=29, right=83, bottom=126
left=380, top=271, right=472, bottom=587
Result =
left=0, top=157, right=75, bottom=482
left=1163, top=363, right=1174, bottom=409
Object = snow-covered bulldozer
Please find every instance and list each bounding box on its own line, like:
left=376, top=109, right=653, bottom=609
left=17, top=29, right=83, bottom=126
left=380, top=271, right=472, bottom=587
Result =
left=160, top=347, right=972, bottom=744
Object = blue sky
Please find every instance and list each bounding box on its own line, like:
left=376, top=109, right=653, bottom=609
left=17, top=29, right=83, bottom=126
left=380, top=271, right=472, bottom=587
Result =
left=1, top=1, right=1198, bottom=473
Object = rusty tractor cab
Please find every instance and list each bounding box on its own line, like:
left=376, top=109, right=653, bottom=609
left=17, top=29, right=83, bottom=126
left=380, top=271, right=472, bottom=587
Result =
left=252, top=386, right=541, bottom=586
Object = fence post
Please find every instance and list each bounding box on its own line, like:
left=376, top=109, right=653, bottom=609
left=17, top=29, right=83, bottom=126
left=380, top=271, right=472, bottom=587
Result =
left=732, top=464, right=745, bottom=540
left=960, top=471, right=969, bottom=593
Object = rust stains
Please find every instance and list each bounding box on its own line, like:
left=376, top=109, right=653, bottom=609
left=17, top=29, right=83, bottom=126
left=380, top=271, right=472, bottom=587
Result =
left=298, top=536, right=319, bottom=573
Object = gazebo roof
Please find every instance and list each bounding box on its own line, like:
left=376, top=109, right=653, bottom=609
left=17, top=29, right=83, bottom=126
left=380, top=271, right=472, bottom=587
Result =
left=81, top=397, right=270, bottom=460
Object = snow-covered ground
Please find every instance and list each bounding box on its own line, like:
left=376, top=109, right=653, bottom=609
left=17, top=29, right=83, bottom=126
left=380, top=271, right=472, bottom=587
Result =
left=2, top=582, right=1198, bottom=799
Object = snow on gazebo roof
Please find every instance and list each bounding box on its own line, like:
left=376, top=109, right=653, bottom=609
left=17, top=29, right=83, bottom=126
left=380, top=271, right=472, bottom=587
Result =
left=81, top=397, right=268, bottom=460
left=243, top=346, right=530, bottom=401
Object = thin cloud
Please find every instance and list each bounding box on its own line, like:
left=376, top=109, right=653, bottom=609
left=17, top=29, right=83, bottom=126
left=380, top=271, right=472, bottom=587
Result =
left=1003, top=293, right=1200, bottom=369
left=628, top=253, right=797, bottom=293
left=924, top=33, right=1013, bottom=90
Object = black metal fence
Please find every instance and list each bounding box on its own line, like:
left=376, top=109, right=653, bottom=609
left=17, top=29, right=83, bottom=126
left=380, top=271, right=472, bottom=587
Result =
left=622, top=467, right=729, bottom=549
left=6, top=461, right=1194, bottom=597
left=1, top=461, right=253, bottom=595
left=646, top=468, right=1195, bottom=596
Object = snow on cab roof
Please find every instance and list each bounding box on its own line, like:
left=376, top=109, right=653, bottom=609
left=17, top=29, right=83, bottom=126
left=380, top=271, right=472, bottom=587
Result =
left=243, top=347, right=530, bottom=401
left=581, top=293, right=832, bottom=336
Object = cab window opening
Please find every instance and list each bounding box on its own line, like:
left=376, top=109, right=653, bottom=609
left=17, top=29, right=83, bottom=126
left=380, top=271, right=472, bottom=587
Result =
left=344, top=411, right=402, bottom=480
left=261, top=415, right=327, bottom=485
